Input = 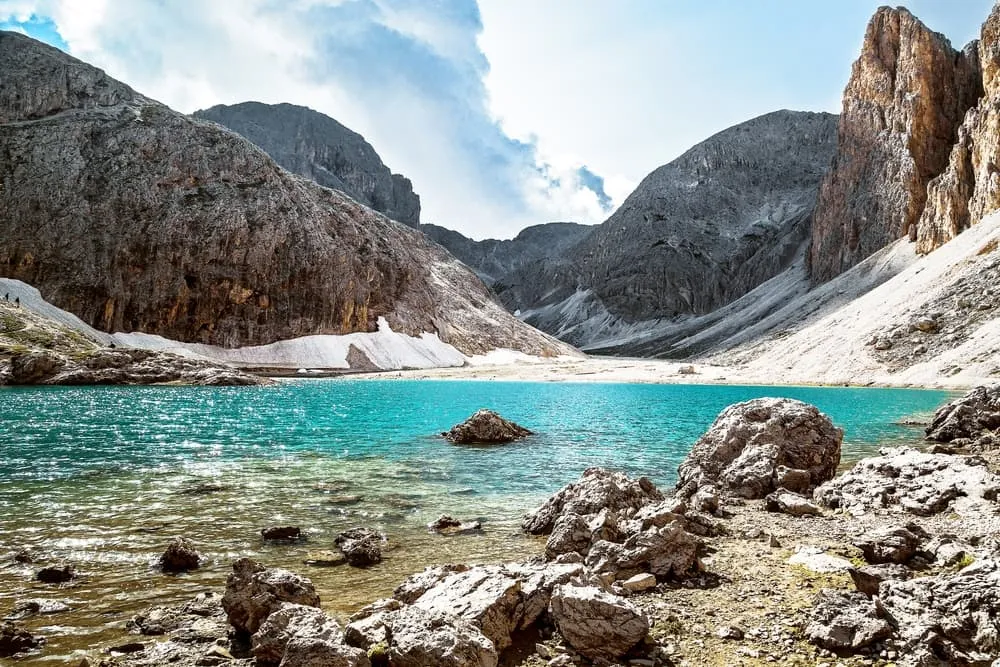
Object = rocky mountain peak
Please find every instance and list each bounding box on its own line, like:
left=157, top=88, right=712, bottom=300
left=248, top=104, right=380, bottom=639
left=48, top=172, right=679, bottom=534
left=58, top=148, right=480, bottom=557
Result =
left=808, top=6, right=982, bottom=283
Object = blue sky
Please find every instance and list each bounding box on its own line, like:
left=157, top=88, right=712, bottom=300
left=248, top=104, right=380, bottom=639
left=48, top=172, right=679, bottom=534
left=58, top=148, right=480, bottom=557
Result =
left=0, top=0, right=993, bottom=239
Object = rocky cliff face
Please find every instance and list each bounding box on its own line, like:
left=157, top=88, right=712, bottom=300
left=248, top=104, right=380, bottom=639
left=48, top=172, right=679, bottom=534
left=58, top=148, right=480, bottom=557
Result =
left=0, top=31, right=571, bottom=357
left=809, top=7, right=983, bottom=283
left=193, top=101, right=421, bottom=226
left=918, top=5, right=1000, bottom=253
left=497, top=111, right=838, bottom=348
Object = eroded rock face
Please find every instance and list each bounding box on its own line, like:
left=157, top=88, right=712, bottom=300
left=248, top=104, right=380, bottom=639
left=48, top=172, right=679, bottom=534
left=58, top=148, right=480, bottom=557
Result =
left=522, top=468, right=663, bottom=535
left=0, top=32, right=572, bottom=359
left=814, top=447, right=1000, bottom=516
left=676, top=398, right=843, bottom=501
left=442, top=410, right=533, bottom=445
left=222, top=558, right=321, bottom=636
left=548, top=584, right=649, bottom=661
left=809, top=6, right=982, bottom=283
left=926, top=384, right=1000, bottom=442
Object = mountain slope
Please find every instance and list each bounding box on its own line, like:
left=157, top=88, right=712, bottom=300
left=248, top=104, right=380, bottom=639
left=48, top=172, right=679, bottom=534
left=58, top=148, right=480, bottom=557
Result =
left=496, top=110, right=838, bottom=349
left=0, top=31, right=572, bottom=358
left=193, top=101, right=421, bottom=226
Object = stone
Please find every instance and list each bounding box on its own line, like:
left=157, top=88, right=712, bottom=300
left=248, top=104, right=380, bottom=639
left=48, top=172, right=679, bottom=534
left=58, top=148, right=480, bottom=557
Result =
left=393, top=564, right=471, bottom=604
left=788, top=546, right=853, bottom=574
left=926, top=384, right=1000, bottom=442
left=809, top=6, right=982, bottom=282
left=159, top=537, right=201, bottom=572
left=278, top=637, right=370, bottom=667
left=12, top=549, right=34, bottom=564
left=548, top=584, right=649, bottom=661
left=716, top=625, right=744, bottom=640
left=523, top=468, right=663, bottom=535
left=806, top=590, right=891, bottom=652
left=813, top=447, right=1000, bottom=516
left=6, top=598, right=71, bottom=620
left=126, top=592, right=228, bottom=641
left=621, top=573, right=657, bottom=593
left=335, top=528, right=384, bottom=567
left=0, top=621, right=43, bottom=657
left=36, top=563, right=74, bottom=583
left=764, top=490, right=823, bottom=517
left=428, top=515, right=462, bottom=531
left=442, top=410, right=532, bottom=445
left=848, top=564, right=912, bottom=597
left=585, top=522, right=702, bottom=581
left=222, top=558, right=321, bottom=636
left=261, top=526, right=302, bottom=541
left=344, top=605, right=498, bottom=667
left=878, top=558, right=1000, bottom=665
left=544, top=513, right=591, bottom=560
left=428, top=516, right=483, bottom=536
left=853, top=525, right=923, bottom=564
left=676, top=398, right=843, bottom=500
left=252, top=603, right=342, bottom=665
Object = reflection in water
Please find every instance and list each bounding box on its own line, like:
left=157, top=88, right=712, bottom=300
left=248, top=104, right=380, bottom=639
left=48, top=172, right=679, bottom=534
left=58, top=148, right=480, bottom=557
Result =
left=0, top=380, right=948, bottom=664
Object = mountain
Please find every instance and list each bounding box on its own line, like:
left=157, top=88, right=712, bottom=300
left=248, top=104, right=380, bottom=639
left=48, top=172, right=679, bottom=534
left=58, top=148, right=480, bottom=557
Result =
left=419, top=222, right=593, bottom=285
left=496, top=110, right=838, bottom=350
left=0, top=31, right=572, bottom=359
left=193, top=101, right=421, bottom=226
left=808, top=7, right=983, bottom=284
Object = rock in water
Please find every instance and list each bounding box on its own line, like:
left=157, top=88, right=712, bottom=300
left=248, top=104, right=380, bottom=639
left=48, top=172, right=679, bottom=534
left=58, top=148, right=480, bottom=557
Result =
left=676, top=398, right=843, bottom=501
left=442, top=410, right=532, bottom=445
left=0, top=32, right=573, bottom=360
left=261, top=526, right=302, bottom=542
left=926, top=384, right=1000, bottom=442
left=335, top=528, right=384, bottom=567
left=809, top=6, right=982, bottom=282
left=222, top=558, right=321, bottom=636
left=35, top=563, right=74, bottom=584
left=0, top=621, right=43, bottom=657
left=159, top=537, right=201, bottom=573
left=548, top=584, right=649, bottom=661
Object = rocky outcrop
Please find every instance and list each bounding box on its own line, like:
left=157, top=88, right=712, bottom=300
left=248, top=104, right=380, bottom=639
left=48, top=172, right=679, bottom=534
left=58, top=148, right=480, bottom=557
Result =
left=809, top=7, right=982, bottom=283
left=221, top=558, right=321, bottom=636
left=193, top=102, right=421, bottom=227
left=926, top=384, right=1000, bottom=442
left=805, top=590, right=891, bottom=652
left=0, top=31, right=572, bottom=359
left=159, top=537, right=201, bottom=573
left=548, top=584, right=649, bottom=661
left=813, top=447, right=1000, bottom=516
left=442, top=409, right=533, bottom=445
left=251, top=603, right=343, bottom=665
left=918, top=4, right=1000, bottom=253
left=676, top=398, right=843, bottom=501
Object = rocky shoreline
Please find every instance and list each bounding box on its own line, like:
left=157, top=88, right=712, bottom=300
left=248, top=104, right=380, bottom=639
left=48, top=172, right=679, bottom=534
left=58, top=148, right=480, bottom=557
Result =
left=5, top=389, right=1000, bottom=666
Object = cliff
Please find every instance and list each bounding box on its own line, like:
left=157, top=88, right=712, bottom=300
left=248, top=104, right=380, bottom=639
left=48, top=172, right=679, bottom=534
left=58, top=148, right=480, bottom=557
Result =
left=0, top=31, right=571, bottom=358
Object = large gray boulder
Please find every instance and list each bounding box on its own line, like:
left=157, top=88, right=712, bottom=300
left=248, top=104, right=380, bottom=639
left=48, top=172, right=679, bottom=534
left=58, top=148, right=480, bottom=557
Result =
left=279, top=638, right=369, bottom=667
left=584, top=521, right=702, bottom=581
left=677, top=398, right=843, bottom=500
left=548, top=584, right=649, bottom=661
left=222, top=558, right=321, bottom=636
left=926, top=384, right=1000, bottom=442
left=806, top=590, right=891, bottom=652
left=853, top=525, right=925, bottom=565
left=252, top=603, right=342, bottom=665
left=523, top=468, right=663, bottom=535
left=344, top=605, right=498, bottom=667
left=442, top=410, right=532, bottom=445
left=814, top=447, right=1000, bottom=516
left=878, top=558, right=1000, bottom=666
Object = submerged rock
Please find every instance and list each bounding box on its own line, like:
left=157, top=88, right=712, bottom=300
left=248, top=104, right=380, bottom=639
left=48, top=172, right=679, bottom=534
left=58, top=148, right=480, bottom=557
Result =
left=442, top=410, right=533, bottom=445
left=35, top=563, right=74, bottom=584
left=427, top=515, right=482, bottom=535
left=334, top=528, right=385, bottom=567
left=0, top=621, right=43, bottom=657
left=222, top=558, right=321, bottom=636
left=6, top=598, right=71, bottom=620
left=676, top=398, right=843, bottom=501
left=159, top=537, right=201, bottom=573
left=548, top=584, right=649, bottom=661
left=261, top=526, right=303, bottom=542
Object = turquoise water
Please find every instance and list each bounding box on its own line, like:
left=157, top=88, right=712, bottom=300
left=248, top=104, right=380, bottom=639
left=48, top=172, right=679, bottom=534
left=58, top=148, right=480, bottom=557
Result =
left=0, top=380, right=948, bottom=664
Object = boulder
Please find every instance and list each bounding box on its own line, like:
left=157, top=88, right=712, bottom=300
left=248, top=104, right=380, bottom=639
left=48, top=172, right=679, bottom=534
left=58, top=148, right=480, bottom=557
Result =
left=344, top=605, right=498, bottom=667
left=544, top=513, right=591, bottom=560
left=585, top=521, right=701, bottom=581
left=393, top=564, right=471, bottom=604
left=764, top=490, right=823, bottom=517
left=36, top=563, right=74, bottom=583
left=548, top=584, right=649, bottom=661
left=335, top=528, right=384, bottom=567
left=853, top=525, right=924, bottom=564
left=279, top=638, right=370, bottom=667
left=676, top=398, right=843, bottom=501
left=523, top=468, right=663, bottom=535
left=159, top=537, right=201, bottom=572
left=6, top=598, right=71, bottom=620
left=621, top=573, right=657, bottom=593
left=805, top=590, right=891, bottom=653
left=222, top=558, right=321, bottom=636
left=878, top=558, right=1000, bottom=665
left=848, top=564, right=912, bottom=597
left=0, top=621, right=43, bottom=657
left=252, top=603, right=342, bottom=665
left=262, top=526, right=302, bottom=541
left=788, top=546, right=853, bottom=574
left=442, top=409, right=533, bottom=445
left=497, top=561, right=583, bottom=630
left=926, top=385, right=1000, bottom=442
left=428, top=516, right=483, bottom=535
left=813, top=447, right=1000, bottom=516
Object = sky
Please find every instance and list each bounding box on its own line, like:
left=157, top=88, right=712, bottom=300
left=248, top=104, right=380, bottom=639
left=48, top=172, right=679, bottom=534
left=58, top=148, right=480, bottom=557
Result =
left=0, top=1, right=994, bottom=240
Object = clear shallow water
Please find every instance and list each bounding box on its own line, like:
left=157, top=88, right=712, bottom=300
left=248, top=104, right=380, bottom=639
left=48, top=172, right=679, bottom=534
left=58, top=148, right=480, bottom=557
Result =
left=0, top=380, right=949, bottom=664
